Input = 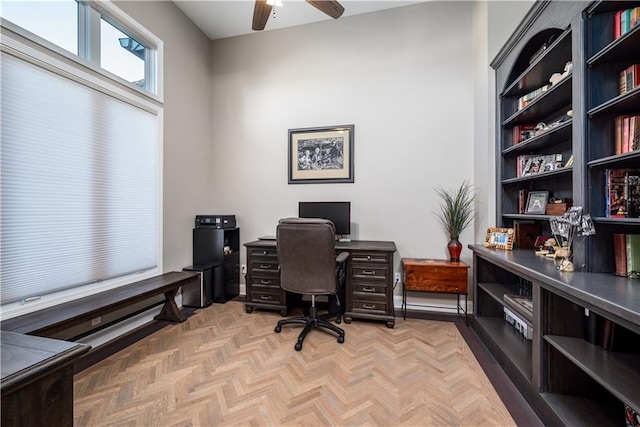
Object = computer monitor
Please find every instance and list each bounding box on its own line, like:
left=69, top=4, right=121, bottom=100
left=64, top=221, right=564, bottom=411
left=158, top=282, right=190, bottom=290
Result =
left=298, top=201, right=351, bottom=236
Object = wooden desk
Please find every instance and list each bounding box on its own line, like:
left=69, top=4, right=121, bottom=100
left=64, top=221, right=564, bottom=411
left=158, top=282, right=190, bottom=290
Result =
left=1, top=332, right=90, bottom=426
left=244, top=239, right=397, bottom=328
left=401, top=258, right=469, bottom=322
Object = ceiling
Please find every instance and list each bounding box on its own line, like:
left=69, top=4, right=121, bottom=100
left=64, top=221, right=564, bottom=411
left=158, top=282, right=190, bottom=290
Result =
left=173, top=0, right=425, bottom=40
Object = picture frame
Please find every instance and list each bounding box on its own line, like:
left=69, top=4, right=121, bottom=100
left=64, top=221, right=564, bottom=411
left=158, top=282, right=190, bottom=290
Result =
left=484, top=227, right=515, bottom=250
left=525, top=191, right=549, bottom=214
left=288, top=124, right=354, bottom=184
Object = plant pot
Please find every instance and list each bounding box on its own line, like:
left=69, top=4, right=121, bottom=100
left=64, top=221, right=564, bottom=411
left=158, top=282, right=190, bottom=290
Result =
left=447, top=237, right=462, bottom=262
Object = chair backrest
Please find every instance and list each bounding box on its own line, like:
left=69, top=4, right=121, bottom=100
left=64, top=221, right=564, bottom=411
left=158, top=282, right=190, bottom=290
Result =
left=276, top=218, right=337, bottom=295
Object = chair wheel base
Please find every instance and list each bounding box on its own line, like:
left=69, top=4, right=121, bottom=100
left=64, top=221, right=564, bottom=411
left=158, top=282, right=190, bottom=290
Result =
left=295, top=342, right=302, bottom=351
left=274, top=325, right=281, bottom=333
left=337, top=335, right=344, bottom=344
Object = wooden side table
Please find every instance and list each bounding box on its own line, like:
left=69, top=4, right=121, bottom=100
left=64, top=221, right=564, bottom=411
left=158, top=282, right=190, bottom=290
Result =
left=401, top=258, right=470, bottom=323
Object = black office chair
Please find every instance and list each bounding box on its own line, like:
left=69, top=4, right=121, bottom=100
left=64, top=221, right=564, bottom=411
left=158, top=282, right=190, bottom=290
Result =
left=274, top=218, right=348, bottom=351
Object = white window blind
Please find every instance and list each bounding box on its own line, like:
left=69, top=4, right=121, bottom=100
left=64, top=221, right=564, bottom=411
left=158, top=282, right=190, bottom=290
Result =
left=1, top=51, right=160, bottom=304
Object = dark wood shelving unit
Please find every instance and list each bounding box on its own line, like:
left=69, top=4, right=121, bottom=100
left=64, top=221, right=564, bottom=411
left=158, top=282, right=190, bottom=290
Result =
left=480, top=1, right=640, bottom=424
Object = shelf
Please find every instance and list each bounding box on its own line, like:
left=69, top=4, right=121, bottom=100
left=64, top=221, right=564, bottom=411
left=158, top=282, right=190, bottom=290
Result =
left=502, top=213, right=554, bottom=221
left=502, top=166, right=572, bottom=185
left=545, top=335, right=640, bottom=410
left=478, top=282, right=533, bottom=324
left=587, top=0, right=640, bottom=15
left=474, top=316, right=532, bottom=381
left=540, top=393, right=618, bottom=427
left=587, top=150, right=640, bottom=169
left=503, top=76, right=572, bottom=127
left=503, top=120, right=572, bottom=155
left=592, top=217, right=640, bottom=225
left=587, top=24, right=640, bottom=66
left=503, top=29, right=572, bottom=98
left=588, top=87, right=640, bottom=118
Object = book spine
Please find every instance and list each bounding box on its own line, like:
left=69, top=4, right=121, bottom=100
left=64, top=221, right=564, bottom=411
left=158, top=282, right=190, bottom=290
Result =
left=627, top=170, right=640, bottom=218
left=615, top=115, right=623, bottom=155
left=626, top=234, right=640, bottom=279
left=613, top=233, right=628, bottom=276
left=623, top=116, right=631, bottom=154
left=615, top=10, right=622, bottom=39
left=620, top=67, right=627, bottom=94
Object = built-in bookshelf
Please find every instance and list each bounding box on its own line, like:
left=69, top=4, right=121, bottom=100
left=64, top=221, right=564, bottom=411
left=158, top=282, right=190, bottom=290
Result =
left=481, top=1, right=640, bottom=425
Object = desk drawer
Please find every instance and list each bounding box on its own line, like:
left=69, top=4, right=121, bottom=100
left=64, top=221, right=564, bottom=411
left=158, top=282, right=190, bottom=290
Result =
left=249, top=275, right=280, bottom=288
left=353, top=283, right=388, bottom=297
left=350, top=251, right=391, bottom=264
left=352, top=300, right=387, bottom=315
left=406, top=280, right=467, bottom=294
left=249, top=247, right=278, bottom=259
left=351, top=265, right=389, bottom=281
left=250, top=259, right=279, bottom=274
left=250, top=287, right=282, bottom=305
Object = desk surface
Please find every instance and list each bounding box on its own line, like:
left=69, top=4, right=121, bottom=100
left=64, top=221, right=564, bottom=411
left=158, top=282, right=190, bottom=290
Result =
left=245, top=239, right=397, bottom=252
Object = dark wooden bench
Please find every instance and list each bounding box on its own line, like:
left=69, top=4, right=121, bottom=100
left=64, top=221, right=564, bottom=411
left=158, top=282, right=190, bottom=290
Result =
left=1, top=271, right=199, bottom=338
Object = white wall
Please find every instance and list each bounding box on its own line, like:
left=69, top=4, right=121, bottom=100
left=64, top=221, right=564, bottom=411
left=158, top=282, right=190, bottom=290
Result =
left=116, top=0, right=213, bottom=272
left=210, top=2, right=476, bottom=310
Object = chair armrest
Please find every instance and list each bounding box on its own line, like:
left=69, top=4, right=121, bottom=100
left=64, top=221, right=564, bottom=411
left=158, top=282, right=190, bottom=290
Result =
left=336, top=251, right=349, bottom=264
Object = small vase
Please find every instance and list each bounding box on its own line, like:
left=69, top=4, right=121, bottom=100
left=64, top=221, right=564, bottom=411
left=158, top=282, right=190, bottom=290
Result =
left=447, top=237, right=462, bottom=262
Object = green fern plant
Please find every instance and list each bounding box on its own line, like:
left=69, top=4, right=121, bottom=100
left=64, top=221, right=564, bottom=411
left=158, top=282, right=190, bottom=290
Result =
left=434, top=180, right=477, bottom=239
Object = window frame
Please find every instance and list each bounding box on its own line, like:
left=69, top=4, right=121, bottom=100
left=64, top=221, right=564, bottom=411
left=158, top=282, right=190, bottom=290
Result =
left=0, top=0, right=163, bottom=102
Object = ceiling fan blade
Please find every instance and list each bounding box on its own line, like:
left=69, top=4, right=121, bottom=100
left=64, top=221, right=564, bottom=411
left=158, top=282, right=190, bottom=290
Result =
left=306, top=0, right=345, bottom=19
left=252, top=0, right=273, bottom=31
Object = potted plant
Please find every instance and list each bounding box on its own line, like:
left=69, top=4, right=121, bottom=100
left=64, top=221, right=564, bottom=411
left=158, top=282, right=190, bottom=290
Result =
left=433, top=180, right=476, bottom=262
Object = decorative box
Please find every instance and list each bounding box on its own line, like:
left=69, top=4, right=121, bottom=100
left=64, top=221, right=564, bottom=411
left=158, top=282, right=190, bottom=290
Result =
left=546, top=202, right=572, bottom=216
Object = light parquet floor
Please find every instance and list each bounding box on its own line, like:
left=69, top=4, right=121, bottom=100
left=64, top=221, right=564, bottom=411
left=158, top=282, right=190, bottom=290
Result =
left=74, top=301, right=516, bottom=426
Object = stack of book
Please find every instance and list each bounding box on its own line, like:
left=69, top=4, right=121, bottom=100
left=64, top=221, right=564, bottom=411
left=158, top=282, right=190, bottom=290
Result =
left=613, top=233, right=640, bottom=278
left=517, top=84, right=550, bottom=110
left=605, top=169, right=640, bottom=218
left=619, top=64, right=640, bottom=95
left=517, top=189, right=530, bottom=214
left=614, top=7, right=640, bottom=39
left=614, top=114, right=640, bottom=154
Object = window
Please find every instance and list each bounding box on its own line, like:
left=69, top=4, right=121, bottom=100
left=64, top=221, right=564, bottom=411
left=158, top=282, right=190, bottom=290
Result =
left=0, top=0, right=78, bottom=55
left=0, top=2, right=163, bottom=312
left=0, top=0, right=160, bottom=97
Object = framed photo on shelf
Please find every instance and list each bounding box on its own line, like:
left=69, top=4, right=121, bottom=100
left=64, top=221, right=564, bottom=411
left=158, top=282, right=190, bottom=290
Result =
left=525, top=191, right=549, bottom=214
left=484, top=227, right=515, bottom=250
left=288, top=124, right=354, bottom=184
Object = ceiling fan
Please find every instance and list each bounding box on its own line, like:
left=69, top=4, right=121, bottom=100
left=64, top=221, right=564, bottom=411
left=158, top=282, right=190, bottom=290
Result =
left=252, top=0, right=345, bottom=31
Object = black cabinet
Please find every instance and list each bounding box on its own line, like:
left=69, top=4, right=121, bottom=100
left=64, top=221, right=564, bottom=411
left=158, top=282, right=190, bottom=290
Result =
left=192, top=227, right=240, bottom=303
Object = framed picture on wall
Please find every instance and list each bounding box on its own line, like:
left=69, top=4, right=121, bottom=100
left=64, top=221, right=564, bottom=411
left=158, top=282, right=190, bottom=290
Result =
left=288, top=124, right=354, bottom=184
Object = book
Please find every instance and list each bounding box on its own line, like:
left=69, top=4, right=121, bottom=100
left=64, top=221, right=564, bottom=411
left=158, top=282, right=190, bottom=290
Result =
left=513, top=124, right=536, bottom=145
left=619, top=64, right=640, bottom=94
left=514, top=222, right=541, bottom=248
left=614, top=115, right=640, bottom=154
left=627, top=171, right=640, bottom=218
left=606, top=169, right=628, bottom=217
left=613, top=233, right=628, bottom=276
left=518, top=189, right=530, bottom=214
left=627, top=234, right=640, bottom=279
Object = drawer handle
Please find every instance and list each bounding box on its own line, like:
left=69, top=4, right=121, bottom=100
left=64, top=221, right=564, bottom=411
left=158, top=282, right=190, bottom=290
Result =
left=260, top=295, right=272, bottom=300
left=260, top=279, right=272, bottom=285
left=363, top=304, right=376, bottom=309
left=367, top=255, right=371, bottom=260
left=263, top=251, right=268, bottom=255
left=362, top=270, right=375, bottom=275
left=362, top=287, right=375, bottom=292
left=260, top=264, right=270, bottom=269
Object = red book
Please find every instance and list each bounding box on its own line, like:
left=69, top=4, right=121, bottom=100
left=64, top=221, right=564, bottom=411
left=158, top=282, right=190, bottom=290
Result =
left=615, top=10, right=623, bottom=39
left=623, top=116, right=631, bottom=153
left=613, top=233, right=628, bottom=276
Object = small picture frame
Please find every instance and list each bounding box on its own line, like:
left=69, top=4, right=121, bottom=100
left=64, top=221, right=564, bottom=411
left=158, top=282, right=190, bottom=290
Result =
left=484, top=227, right=515, bottom=250
left=525, top=191, right=549, bottom=214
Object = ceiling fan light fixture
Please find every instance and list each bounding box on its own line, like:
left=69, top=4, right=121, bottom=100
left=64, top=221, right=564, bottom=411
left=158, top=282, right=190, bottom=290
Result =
left=266, top=0, right=283, bottom=7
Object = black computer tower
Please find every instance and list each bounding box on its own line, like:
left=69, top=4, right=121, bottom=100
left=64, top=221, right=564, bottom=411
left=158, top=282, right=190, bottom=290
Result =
left=192, top=227, right=240, bottom=303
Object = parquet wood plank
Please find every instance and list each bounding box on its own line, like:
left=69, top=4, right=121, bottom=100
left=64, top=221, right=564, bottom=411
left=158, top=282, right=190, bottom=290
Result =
left=74, top=301, right=515, bottom=426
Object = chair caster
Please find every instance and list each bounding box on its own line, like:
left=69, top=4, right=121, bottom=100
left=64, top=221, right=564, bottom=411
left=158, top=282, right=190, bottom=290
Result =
left=295, top=342, right=303, bottom=351
left=337, top=335, right=344, bottom=344
left=335, top=315, right=342, bottom=324
left=274, top=325, right=282, bottom=333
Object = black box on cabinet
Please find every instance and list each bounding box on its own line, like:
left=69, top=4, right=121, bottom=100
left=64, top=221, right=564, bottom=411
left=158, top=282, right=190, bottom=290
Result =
left=195, top=215, right=236, bottom=229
